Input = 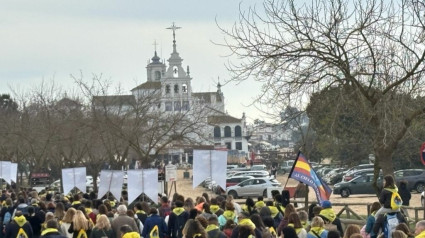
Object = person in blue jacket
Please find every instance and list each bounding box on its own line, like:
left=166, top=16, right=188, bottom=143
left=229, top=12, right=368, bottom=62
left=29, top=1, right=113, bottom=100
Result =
left=141, top=208, right=167, bottom=238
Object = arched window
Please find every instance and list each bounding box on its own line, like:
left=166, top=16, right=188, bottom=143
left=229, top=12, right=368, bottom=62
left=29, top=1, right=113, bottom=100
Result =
left=173, top=66, right=178, bottom=78
left=182, top=84, right=187, bottom=93
left=174, top=84, right=179, bottom=93
left=235, top=126, right=242, bottom=137
left=214, top=126, right=221, bottom=138
left=224, top=126, right=231, bottom=137
left=155, top=71, right=161, bottom=80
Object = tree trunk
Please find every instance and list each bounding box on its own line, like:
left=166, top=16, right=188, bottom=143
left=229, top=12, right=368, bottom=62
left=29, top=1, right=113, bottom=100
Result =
left=372, top=148, right=395, bottom=195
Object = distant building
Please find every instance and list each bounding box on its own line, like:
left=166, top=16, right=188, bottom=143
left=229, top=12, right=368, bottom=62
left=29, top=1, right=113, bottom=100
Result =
left=92, top=23, right=249, bottom=164
left=249, top=122, right=292, bottom=149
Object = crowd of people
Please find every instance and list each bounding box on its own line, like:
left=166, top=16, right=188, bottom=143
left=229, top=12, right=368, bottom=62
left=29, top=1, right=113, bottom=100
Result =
left=0, top=174, right=422, bottom=238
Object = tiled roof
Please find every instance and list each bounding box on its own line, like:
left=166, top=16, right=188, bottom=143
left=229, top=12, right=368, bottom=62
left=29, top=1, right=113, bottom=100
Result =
left=208, top=115, right=241, bottom=124
left=131, top=81, right=162, bottom=91
left=192, top=92, right=222, bottom=103
left=92, top=95, right=136, bottom=106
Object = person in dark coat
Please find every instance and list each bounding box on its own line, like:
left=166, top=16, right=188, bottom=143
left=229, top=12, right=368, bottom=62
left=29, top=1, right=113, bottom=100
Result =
left=26, top=206, right=44, bottom=238
left=141, top=208, right=167, bottom=238
left=40, top=220, right=66, bottom=238
left=5, top=211, right=34, bottom=238
left=375, top=175, right=399, bottom=217
left=168, top=201, right=189, bottom=238
left=230, top=212, right=262, bottom=238
left=398, top=180, right=411, bottom=217
left=1, top=198, right=15, bottom=233
left=205, top=216, right=226, bottom=238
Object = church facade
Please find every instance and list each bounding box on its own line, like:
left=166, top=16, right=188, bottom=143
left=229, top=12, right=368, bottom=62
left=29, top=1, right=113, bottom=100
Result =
left=93, top=24, right=249, bottom=164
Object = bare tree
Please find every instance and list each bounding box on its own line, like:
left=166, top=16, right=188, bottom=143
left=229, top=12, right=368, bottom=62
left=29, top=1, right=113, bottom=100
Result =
left=75, top=75, right=210, bottom=169
left=219, top=0, right=425, bottom=179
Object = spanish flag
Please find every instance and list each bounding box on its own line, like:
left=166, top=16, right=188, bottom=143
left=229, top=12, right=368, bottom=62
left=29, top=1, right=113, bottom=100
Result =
left=288, top=152, right=332, bottom=203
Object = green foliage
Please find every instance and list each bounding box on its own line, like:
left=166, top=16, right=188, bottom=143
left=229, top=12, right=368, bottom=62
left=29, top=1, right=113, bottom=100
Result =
left=305, top=85, right=425, bottom=169
left=306, top=86, right=374, bottom=165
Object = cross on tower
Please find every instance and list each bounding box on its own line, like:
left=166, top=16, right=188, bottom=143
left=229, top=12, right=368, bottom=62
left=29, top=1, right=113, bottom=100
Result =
left=153, top=40, right=158, bottom=52
left=166, top=22, right=181, bottom=44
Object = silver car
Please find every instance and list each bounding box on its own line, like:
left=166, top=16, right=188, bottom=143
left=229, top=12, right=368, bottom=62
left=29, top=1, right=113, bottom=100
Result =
left=226, top=178, right=281, bottom=198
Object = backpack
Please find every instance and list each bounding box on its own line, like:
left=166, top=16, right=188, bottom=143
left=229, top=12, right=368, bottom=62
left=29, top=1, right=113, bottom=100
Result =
left=390, top=191, right=403, bottom=210
left=383, top=213, right=399, bottom=238
left=76, top=229, right=88, bottom=238
left=3, top=211, right=12, bottom=225
left=16, top=227, right=28, bottom=238
left=174, top=214, right=186, bottom=238
left=150, top=225, right=159, bottom=238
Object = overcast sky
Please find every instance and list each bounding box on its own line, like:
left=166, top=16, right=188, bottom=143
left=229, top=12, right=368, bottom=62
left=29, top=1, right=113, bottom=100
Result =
left=0, top=1, right=270, bottom=122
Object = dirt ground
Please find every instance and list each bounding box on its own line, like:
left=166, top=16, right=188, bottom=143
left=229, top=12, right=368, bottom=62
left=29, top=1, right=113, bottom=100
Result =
left=171, top=169, right=424, bottom=217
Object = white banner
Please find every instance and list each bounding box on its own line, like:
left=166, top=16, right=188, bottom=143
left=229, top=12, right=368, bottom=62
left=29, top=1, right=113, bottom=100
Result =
left=10, top=163, right=17, bottom=183
left=142, top=169, right=158, bottom=203
left=127, top=169, right=158, bottom=204
left=211, top=150, right=227, bottom=190
left=98, top=170, right=124, bottom=201
left=0, top=161, right=11, bottom=184
left=193, top=150, right=227, bottom=189
left=62, top=167, right=86, bottom=195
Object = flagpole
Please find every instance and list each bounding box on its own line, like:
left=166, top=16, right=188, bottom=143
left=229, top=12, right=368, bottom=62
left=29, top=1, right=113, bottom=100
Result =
left=107, top=171, right=113, bottom=200
left=142, top=169, right=145, bottom=202
left=210, top=150, right=213, bottom=195
left=283, top=150, right=301, bottom=189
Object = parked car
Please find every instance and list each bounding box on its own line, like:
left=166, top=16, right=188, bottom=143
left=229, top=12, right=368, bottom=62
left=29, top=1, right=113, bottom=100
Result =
left=279, top=160, right=295, bottom=174
left=345, top=164, right=375, bottom=175
left=333, top=173, right=382, bottom=197
left=226, top=176, right=254, bottom=187
left=394, top=169, right=425, bottom=193
left=227, top=165, right=239, bottom=170
left=343, top=168, right=378, bottom=182
left=226, top=178, right=281, bottom=198
left=214, top=175, right=255, bottom=195
left=251, top=164, right=267, bottom=171
left=229, top=170, right=270, bottom=178
left=324, top=168, right=347, bottom=185
left=317, top=167, right=334, bottom=177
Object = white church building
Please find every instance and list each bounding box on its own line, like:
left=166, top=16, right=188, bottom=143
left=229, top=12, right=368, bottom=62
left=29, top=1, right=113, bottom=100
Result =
left=94, top=24, right=249, bottom=164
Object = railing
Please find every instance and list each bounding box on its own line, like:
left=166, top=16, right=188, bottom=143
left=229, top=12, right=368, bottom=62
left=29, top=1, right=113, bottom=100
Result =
left=293, top=201, right=425, bottom=224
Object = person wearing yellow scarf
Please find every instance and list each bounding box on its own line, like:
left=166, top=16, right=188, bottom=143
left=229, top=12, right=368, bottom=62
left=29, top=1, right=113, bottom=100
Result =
left=120, top=219, right=141, bottom=238
left=238, top=218, right=256, bottom=230
left=218, top=202, right=237, bottom=229
left=307, top=217, right=328, bottom=238
left=319, top=208, right=336, bottom=223
left=218, top=210, right=237, bottom=228
left=209, top=205, right=221, bottom=215
left=267, top=206, right=280, bottom=218
left=255, top=200, right=265, bottom=210
left=287, top=223, right=307, bottom=237
left=40, top=219, right=64, bottom=238
left=7, top=213, right=33, bottom=238
left=415, top=221, right=425, bottom=238
left=287, top=213, right=307, bottom=238
left=206, top=217, right=226, bottom=238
